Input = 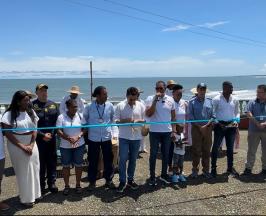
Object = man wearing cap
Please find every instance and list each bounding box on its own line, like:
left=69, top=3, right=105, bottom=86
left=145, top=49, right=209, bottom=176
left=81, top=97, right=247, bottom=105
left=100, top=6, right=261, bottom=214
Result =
left=188, top=83, right=213, bottom=178
left=32, top=84, right=59, bottom=194
left=166, top=80, right=177, bottom=96
left=211, top=81, right=240, bottom=178
left=60, top=86, right=85, bottom=115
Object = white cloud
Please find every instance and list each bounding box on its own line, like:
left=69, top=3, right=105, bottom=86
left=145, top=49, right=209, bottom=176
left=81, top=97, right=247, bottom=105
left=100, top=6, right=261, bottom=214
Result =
left=259, top=64, right=266, bottom=72
left=0, top=55, right=260, bottom=78
left=200, top=50, right=216, bottom=56
left=198, top=21, right=230, bottom=29
left=162, top=21, right=229, bottom=32
left=162, top=24, right=191, bottom=32
left=9, top=50, right=24, bottom=56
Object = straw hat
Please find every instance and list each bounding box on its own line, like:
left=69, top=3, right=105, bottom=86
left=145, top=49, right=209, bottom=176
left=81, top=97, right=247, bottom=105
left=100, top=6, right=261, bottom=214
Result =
left=67, top=86, right=83, bottom=95
left=166, top=80, right=176, bottom=87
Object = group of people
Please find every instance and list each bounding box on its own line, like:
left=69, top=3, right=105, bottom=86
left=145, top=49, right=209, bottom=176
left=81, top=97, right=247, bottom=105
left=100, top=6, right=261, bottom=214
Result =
left=0, top=80, right=266, bottom=210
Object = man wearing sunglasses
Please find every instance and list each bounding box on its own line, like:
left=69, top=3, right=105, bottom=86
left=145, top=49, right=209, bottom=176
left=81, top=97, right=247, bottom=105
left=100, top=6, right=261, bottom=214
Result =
left=146, top=81, right=176, bottom=185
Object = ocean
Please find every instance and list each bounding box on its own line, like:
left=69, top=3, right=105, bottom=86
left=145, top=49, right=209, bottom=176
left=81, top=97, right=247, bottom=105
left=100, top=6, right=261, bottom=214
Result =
left=0, top=76, right=265, bottom=103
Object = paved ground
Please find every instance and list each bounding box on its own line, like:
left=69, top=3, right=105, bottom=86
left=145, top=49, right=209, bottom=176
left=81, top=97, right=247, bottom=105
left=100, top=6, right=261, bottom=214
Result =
left=1, top=130, right=266, bottom=215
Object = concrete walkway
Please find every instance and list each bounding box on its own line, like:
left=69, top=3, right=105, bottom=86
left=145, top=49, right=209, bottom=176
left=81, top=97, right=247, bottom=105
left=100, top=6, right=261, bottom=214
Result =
left=1, top=130, right=265, bottom=215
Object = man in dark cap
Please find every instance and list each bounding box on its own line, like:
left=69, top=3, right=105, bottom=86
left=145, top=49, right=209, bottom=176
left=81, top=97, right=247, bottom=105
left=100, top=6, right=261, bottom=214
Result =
left=32, top=84, right=59, bottom=194
left=188, top=83, right=213, bottom=178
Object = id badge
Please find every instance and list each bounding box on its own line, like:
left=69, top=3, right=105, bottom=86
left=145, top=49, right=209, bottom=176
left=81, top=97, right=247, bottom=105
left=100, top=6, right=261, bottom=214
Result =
left=98, top=118, right=104, bottom=123
left=260, top=116, right=264, bottom=121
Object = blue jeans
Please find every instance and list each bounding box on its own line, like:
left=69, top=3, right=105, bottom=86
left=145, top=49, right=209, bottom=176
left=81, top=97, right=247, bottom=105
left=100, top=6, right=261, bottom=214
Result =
left=119, top=138, right=141, bottom=184
left=211, top=125, right=237, bottom=170
left=149, top=132, right=172, bottom=178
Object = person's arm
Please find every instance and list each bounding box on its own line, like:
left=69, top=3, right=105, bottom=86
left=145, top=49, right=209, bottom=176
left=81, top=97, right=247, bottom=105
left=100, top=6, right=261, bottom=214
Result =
left=171, top=109, right=177, bottom=133
left=29, top=131, right=37, bottom=147
left=145, top=95, right=160, bottom=117
left=59, top=97, right=66, bottom=114
left=2, top=123, right=32, bottom=155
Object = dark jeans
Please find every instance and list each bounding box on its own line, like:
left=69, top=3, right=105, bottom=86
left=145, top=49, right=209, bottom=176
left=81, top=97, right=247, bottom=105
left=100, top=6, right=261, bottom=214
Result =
left=211, top=125, right=237, bottom=170
left=149, top=132, right=172, bottom=178
left=168, top=141, right=174, bottom=167
left=87, top=140, right=114, bottom=183
left=36, top=136, right=57, bottom=189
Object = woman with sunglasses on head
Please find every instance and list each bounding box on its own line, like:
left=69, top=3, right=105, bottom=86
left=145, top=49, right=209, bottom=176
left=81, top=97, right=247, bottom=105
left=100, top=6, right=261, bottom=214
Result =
left=1, top=90, right=41, bottom=207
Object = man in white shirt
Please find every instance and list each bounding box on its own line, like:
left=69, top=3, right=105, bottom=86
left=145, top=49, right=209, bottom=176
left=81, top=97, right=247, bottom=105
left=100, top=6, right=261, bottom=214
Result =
left=59, top=86, right=85, bottom=114
left=211, top=81, right=240, bottom=178
left=146, top=81, right=176, bottom=186
left=114, top=87, right=145, bottom=193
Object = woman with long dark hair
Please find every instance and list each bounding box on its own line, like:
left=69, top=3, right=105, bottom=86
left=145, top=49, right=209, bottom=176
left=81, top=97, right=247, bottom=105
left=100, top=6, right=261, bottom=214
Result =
left=1, top=90, right=41, bottom=207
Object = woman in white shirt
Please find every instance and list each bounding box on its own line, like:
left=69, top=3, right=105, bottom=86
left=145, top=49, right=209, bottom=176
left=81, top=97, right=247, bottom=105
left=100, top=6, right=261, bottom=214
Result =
left=1, top=90, right=41, bottom=207
left=56, top=99, right=85, bottom=195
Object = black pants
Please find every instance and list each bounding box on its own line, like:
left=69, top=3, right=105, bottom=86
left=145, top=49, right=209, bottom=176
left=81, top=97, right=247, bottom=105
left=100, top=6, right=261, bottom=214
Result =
left=87, top=140, right=114, bottom=183
left=36, top=136, right=57, bottom=189
left=211, top=125, right=237, bottom=170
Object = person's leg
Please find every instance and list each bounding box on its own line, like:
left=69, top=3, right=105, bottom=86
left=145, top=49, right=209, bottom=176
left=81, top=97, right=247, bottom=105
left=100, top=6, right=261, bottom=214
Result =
left=168, top=141, right=174, bottom=169
left=0, top=158, right=10, bottom=211
left=260, top=132, right=266, bottom=171
left=73, top=145, right=85, bottom=187
left=46, top=137, right=58, bottom=191
left=224, top=127, right=237, bottom=171
left=36, top=140, right=47, bottom=191
left=118, top=138, right=129, bottom=184
left=191, top=125, right=203, bottom=174
left=60, top=148, right=71, bottom=187
left=101, top=140, right=114, bottom=182
left=87, top=140, right=100, bottom=184
left=211, top=125, right=225, bottom=171
left=178, top=155, right=185, bottom=175
left=202, top=128, right=212, bottom=173
left=160, top=132, right=171, bottom=177
left=245, top=131, right=261, bottom=170
left=149, top=132, right=160, bottom=179
left=127, top=140, right=141, bottom=182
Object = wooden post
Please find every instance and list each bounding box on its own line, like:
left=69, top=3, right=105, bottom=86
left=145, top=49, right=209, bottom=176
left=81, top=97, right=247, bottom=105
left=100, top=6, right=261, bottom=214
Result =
left=90, top=61, right=93, bottom=101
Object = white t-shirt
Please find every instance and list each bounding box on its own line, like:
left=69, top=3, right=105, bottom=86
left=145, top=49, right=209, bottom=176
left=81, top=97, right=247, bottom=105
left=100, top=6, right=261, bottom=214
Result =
left=114, top=100, right=145, bottom=140
left=173, top=133, right=185, bottom=155
left=0, top=127, right=5, bottom=160
left=1, top=111, right=39, bottom=134
left=56, top=113, right=85, bottom=148
left=145, top=95, right=175, bottom=132
left=175, top=99, right=187, bottom=123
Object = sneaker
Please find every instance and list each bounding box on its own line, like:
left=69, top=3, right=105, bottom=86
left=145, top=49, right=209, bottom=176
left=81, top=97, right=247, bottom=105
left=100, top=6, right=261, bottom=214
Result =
left=190, top=170, right=198, bottom=179
left=242, top=168, right=252, bottom=176
left=0, top=202, right=10, bottom=211
left=117, top=182, right=126, bottom=193
left=178, top=174, right=186, bottom=182
left=87, top=182, right=96, bottom=191
left=48, top=183, right=58, bottom=193
left=148, top=177, right=157, bottom=186
left=20, top=202, right=34, bottom=208
left=160, top=174, right=171, bottom=184
left=127, top=180, right=139, bottom=190
left=75, top=185, right=82, bottom=194
left=202, top=171, right=212, bottom=179
left=259, top=169, right=266, bottom=176
left=227, top=167, right=239, bottom=177
left=211, top=168, right=217, bottom=178
left=105, top=181, right=116, bottom=189
left=63, top=186, right=70, bottom=196
left=171, top=174, right=179, bottom=183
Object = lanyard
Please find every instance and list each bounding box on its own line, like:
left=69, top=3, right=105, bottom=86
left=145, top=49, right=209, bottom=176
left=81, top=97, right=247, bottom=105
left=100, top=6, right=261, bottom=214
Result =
left=95, top=102, right=105, bottom=119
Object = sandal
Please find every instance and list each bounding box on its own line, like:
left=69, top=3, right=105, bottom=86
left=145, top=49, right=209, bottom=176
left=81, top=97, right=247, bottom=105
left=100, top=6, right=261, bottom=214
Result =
left=75, top=185, right=82, bottom=194
left=63, top=186, right=70, bottom=195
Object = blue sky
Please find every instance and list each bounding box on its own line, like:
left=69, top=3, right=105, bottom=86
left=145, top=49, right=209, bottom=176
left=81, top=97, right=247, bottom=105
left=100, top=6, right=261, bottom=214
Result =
left=0, top=0, right=266, bottom=78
